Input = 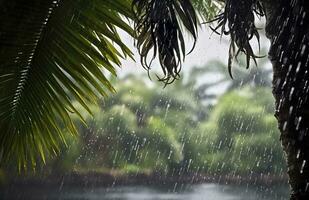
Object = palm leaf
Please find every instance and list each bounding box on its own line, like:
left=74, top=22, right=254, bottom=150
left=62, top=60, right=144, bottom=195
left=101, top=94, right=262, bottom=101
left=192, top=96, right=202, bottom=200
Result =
left=210, top=0, right=265, bottom=77
left=132, top=0, right=199, bottom=84
left=0, top=0, right=133, bottom=170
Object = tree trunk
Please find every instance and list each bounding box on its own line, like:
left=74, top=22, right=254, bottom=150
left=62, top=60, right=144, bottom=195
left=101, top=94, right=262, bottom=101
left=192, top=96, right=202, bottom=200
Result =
left=265, top=0, right=309, bottom=199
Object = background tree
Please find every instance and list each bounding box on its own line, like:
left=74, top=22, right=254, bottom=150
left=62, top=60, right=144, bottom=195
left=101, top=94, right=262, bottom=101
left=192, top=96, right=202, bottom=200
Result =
left=190, top=52, right=272, bottom=101
left=48, top=74, right=205, bottom=175
left=38, top=72, right=285, bottom=180
left=197, top=88, right=285, bottom=175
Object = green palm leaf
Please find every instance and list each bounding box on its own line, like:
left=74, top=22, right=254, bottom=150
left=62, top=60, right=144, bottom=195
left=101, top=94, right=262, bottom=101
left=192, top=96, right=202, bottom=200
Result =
left=132, top=0, right=221, bottom=84
left=133, top=0, right=199, bottom=84
left=0, top=0, right=133, bottom=170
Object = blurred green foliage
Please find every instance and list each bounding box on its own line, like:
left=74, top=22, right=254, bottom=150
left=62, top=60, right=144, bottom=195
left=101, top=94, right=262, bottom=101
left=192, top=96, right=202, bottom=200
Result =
left=194, top=88, right=286, bottom=175
left=47, top=76, right=202, bottom=175
left=1, top=61, right=283, bottom=178
left=44, top=69, right=286, bottom=177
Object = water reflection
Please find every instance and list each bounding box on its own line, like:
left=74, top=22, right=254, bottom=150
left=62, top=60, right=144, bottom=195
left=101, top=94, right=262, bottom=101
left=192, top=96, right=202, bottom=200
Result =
left=1, top=184, right=289, bottom=200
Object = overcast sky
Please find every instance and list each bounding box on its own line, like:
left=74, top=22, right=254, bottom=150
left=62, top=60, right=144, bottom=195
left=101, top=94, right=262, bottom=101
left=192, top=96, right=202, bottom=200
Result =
left=118, top=27, right=230, bottom=77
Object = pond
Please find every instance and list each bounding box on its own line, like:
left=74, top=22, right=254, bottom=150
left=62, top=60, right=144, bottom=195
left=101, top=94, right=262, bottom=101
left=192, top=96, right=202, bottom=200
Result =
left=1, top=183, right=289, bottom=200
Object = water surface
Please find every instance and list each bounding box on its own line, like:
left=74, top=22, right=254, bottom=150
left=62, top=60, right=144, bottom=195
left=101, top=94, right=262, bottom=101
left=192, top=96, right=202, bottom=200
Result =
left=1, top=183, right=289, bottom=200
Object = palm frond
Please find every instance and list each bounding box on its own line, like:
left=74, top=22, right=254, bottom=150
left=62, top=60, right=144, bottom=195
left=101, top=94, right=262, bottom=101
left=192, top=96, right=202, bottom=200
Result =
left=210, top=0, right=265, bottom=78
left=132, top=0, right=199, bottom=84
left=0, top=0, right=133, bottom=170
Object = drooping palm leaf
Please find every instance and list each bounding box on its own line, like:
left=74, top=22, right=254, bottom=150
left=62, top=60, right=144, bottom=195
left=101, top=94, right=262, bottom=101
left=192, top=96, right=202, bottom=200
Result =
left=210, top=0, right=265, bottom=78
left=132, top=0, right=199, bottom=84
left=0, top=0, right=133, bottom=170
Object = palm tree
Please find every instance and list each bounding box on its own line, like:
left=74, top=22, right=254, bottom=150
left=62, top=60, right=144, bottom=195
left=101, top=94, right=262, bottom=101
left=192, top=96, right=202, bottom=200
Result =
left=256, top=1, right=309, bottom=199
left=0, top=0, right=218, bottom=170
left=1, top=0, right=309, bottom=198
